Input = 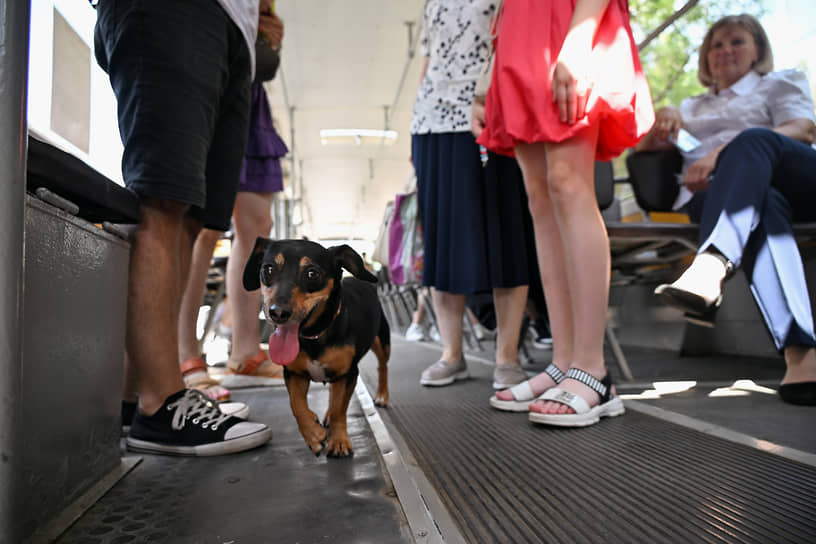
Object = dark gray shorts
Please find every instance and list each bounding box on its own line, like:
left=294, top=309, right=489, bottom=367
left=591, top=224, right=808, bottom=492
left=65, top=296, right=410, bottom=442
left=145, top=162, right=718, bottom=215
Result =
left=94, top=0, right=251, bottom=230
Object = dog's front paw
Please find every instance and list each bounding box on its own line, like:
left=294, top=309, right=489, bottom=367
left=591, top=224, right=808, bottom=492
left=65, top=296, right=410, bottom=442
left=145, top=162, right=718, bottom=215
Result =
left=374, top=392, right=388, bottom=407
left=325, top=431, right=354, bottom=458
left=299, top=419, right=327, bottom=456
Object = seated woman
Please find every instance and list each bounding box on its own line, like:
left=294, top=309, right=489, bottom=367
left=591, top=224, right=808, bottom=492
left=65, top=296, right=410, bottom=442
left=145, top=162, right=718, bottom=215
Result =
left=638, top=14, right=816, bottom=405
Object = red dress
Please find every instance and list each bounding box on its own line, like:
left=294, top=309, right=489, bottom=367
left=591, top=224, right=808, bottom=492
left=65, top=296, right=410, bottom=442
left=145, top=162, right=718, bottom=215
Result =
left=478, top=0, right=654, bottom=161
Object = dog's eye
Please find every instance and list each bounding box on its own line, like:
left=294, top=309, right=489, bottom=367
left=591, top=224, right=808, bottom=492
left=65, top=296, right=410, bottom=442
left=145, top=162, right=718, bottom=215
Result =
left=302, top=266, right=322, bottom=287
left=261, top=264, right=276, bottom=285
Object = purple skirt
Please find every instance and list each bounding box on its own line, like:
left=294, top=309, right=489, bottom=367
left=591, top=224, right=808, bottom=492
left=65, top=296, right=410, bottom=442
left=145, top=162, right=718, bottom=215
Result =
left=239, top=82, right=289, bottom=193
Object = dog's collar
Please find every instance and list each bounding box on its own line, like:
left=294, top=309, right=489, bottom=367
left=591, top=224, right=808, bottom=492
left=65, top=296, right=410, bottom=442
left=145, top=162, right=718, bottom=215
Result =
left=299, top=301, right=341, bottom=340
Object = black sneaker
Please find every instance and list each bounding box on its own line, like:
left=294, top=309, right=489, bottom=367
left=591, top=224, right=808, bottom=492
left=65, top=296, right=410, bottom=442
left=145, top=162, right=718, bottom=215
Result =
left=121, top=397, right=250, bottom=436
left=126, top=389, right=271, bottom=456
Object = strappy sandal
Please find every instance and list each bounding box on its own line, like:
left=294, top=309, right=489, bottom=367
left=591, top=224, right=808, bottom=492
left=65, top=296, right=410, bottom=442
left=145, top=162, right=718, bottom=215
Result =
left=489, top=364, right=566, bottom=412
left=529, top=368, right=624, bottom=427
left=220, top=349, right=285, bottom=388
left=181, top=356, right=231, bottom=401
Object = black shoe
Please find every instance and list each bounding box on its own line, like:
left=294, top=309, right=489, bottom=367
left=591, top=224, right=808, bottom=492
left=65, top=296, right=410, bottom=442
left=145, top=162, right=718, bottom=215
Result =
left=121, top=397, right=250, bottom=436
left=121, top=400, right=137, bottom=437
left=778, top=382, right=816, bottom=406
left=126, top=389, right=271, bottom=456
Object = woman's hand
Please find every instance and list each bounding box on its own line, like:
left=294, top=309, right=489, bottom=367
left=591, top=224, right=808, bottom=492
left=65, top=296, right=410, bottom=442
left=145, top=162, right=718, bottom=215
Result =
left=653, top=106, right=683, bottom=145
left=683, top=148, right=720, bottom=192
left=258, top=9, right=284, bottom=49
left=551, top=55, right=593, bottom=125
left=634, top=106, right=683, bottom=151
left=471, top=98, right=486, bottom=139
left=552, top=0, right=609, bottom=125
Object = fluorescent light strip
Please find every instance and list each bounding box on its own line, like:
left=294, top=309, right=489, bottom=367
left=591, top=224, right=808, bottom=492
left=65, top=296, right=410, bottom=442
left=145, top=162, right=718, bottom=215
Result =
left=319, top=128, right=398, bottom=140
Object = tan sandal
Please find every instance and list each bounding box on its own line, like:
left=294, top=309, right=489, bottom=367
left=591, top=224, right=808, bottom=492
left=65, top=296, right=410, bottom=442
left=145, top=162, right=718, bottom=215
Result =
left=220, top=349, right=285, bottom=388
left=180, top=356, right=231, bottom=401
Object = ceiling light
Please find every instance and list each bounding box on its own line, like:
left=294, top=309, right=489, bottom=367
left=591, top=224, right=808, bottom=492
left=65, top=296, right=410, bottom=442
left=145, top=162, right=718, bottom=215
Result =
left=320, top=128, right=398, bottom=146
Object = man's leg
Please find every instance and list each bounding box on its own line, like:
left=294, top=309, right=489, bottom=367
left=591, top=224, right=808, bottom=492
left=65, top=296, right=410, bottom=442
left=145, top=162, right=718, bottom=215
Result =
left=127, top=199, right=191, bottom=415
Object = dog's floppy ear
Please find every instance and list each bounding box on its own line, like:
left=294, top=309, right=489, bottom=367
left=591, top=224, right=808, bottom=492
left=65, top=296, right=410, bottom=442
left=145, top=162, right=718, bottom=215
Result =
left=243, top=237, right=274, bottom=291
left=330, top=244, right=377, bottom=283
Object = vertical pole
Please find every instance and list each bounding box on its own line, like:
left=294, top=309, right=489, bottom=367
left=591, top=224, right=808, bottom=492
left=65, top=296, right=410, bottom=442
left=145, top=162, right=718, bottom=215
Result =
left=0, top=0, right=30, bottom=542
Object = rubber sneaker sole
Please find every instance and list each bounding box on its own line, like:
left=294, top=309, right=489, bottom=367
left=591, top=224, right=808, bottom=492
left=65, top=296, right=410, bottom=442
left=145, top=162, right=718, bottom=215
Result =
left=126, top=424, right=272, bottom=456
left=420, top=370, right=469, bottom=387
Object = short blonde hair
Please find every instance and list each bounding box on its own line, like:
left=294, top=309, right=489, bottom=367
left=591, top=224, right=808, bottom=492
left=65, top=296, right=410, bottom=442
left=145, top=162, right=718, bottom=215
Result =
left=698, top=14, right=774, bottom=87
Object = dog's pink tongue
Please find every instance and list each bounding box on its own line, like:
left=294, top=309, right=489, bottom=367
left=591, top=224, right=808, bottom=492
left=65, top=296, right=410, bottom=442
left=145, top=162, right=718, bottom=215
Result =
left=268, top=323, right=300, bottom=365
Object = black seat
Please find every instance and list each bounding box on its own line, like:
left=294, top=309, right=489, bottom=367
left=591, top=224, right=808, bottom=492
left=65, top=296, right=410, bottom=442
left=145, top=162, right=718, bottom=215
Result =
left=26, top=132, right=141, bottom=224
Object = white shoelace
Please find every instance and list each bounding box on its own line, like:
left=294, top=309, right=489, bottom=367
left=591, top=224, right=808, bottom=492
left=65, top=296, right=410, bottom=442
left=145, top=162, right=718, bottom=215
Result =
left=167, top=390, right=232, bottom=431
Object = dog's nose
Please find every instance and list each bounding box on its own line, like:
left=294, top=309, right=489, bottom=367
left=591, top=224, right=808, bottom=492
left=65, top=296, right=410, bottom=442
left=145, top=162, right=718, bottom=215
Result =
left=267, top=304, right=292, bottom=322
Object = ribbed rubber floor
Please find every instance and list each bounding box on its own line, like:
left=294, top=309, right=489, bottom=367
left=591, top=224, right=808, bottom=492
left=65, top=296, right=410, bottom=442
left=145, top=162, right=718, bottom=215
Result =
left=360, top=342, right=816, bottom=544
left=55, top=387, right=410, bottom=544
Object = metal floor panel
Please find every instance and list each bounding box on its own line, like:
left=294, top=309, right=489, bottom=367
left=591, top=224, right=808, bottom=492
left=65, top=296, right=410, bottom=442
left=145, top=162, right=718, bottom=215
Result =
left=358, top=338, right=816, bottom=544
left=55, top=386, right=411, bottom=544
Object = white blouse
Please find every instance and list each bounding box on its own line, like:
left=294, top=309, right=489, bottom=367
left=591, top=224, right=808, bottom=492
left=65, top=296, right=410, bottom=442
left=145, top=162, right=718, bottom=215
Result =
left=674, top=69, right=816, bottom=208
left=215, top=0, right=260, bottom=78
left=410, top=0, right=496, bottom=135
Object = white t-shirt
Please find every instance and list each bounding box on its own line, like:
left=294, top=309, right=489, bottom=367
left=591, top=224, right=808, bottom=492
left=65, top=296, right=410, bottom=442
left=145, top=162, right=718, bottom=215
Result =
left=410, top=0, right=495, bottom=135
left=674, top=69, right=816, bottom=208
left=215, top=0, right=260, bottom=79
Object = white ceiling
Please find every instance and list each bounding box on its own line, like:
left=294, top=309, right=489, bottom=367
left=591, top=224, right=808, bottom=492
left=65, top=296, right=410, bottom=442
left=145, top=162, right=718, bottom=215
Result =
left=266, top=0, right=426, bottom=245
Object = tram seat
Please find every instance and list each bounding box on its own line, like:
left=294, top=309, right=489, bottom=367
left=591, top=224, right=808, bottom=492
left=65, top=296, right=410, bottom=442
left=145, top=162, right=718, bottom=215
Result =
left=20, top=132, right=139, bottom=542
left=606, top=148, right=816, bottom=277
left=603, top=147, right=816, bottom=358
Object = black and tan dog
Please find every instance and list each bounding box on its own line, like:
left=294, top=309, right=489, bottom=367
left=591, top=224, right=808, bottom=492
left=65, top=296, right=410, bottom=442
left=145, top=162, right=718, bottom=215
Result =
left=243, top=238, right=390, bottom=457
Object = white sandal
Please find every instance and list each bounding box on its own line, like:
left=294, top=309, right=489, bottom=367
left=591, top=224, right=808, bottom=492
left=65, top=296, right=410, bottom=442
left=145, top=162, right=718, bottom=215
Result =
left=528, top=368, right=624, bottom=427
left=489, top=364, right=565, bottom=412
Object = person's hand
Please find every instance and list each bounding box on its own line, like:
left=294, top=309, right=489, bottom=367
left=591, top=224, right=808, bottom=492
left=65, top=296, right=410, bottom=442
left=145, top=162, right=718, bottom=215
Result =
left=652, top=106, right=683, bottom=145
left=551, top=42, right=593, bottom=125
left=258, top=8, right=283, bottom=49
left=471, top=98, right=486, bottom=139
left=683, top=150, right=718, bottom=192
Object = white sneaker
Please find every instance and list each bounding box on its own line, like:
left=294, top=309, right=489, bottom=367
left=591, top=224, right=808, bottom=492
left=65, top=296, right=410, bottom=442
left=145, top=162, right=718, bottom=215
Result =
left=429, top=325, right=441, bottom=342
left=405, top=322, right=427, bottom=342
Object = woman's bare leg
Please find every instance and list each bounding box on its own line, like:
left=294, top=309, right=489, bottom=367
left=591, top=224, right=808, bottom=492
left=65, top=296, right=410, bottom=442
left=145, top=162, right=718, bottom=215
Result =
left=227, top=191, right=274, bottom=363
left=495, top=142, right=573, bottom=401
left=178, top=228, right=222, bottom=362
left=532, top=124, right=610, bottom=414
left=431, top=288, right=465, bottom=363
left=493, top=285, right=529, bottom=366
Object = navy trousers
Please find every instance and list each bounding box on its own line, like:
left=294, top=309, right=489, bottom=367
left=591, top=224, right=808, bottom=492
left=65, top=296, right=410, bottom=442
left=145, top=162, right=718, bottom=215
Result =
left=687, top=128, right=816, bottom=350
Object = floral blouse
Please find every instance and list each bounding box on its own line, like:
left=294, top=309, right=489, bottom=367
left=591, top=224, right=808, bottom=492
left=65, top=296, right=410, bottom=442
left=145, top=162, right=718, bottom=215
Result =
left=410, top=0, right=496, bottom=134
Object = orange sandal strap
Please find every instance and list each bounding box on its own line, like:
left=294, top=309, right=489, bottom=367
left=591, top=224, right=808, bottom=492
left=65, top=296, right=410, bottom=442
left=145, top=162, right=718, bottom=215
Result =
left=238, top=349, right=270, bottom=375
left=180, top=356, right=208, bottom=377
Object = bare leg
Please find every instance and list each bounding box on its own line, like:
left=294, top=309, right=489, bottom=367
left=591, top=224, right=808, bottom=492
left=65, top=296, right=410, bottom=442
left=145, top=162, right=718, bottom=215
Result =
left=783, top=346, right=816, bottom=385
left=431, top=288, right=465, bottom=363
left=493, top=285, right=529, bottom=366
left=127, top=199, right=198, bottom=416
left=532, top=124, right=610, bottom=414
left=227, top=191, right=274, bottom=362
left=496, top=142, right=573, bottom=401
left=178, top=228, right=222, bottom=362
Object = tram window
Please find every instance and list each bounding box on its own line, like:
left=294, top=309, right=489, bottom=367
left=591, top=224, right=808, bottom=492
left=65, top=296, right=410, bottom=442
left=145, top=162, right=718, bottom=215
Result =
left=51, top=8, right=90, bottom=153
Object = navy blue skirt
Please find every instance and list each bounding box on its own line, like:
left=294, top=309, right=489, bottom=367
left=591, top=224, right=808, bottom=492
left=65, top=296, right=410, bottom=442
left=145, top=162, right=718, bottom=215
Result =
left=412, top=132, right=536, bottom=294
